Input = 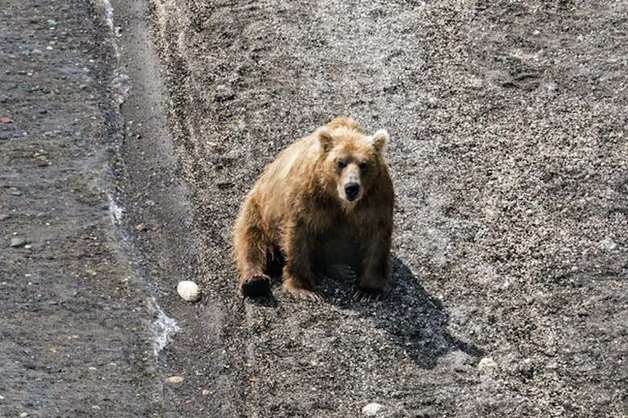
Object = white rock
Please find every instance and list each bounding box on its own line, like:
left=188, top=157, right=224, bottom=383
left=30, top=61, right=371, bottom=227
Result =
left=599, top=238, right=617, bottom=251
left=177, top=281, right=201, bottom=302
left=165, top=375, right=184, bottom=384
left=362, top=402, right=384, bottom=416
left=477, top=357, right=499, bottom=374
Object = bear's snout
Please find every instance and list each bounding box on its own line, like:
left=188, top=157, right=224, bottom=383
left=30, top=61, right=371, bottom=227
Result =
left=344, top=183, right=361, bottom=201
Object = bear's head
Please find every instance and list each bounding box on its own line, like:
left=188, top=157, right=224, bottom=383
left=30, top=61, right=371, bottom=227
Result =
left=317, top=123, right=389, bottom=210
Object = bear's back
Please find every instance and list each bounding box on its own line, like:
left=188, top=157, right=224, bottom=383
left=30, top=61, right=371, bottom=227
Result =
left=253, top=134, right=320, bottom=226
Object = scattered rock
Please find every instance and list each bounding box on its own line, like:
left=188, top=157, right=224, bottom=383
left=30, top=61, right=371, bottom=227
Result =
left=177, top=280, right=201, bottom=302
left=415, top=407, right=437, bottom=417
left=165, top=375, right=184, bottom=384
left=10, top=190, right=22, bottom=196
left=362, top=403, right=384, bottom=416
left=214, top=85, right=235, bottom=101
left=599, top=238, right=617, bottom=251
left=477, top=357, right=499, bottom=374
left=447, top=349, right=474, bottom=372
left=0, top=116, right=13, bottom=124
left=202, top=389, right=210, bottom=396
left=10, top=237, right=28, bottom=248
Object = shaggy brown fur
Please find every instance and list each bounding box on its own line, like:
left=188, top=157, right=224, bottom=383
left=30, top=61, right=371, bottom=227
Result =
left=233, top=117, right=394, bottom=301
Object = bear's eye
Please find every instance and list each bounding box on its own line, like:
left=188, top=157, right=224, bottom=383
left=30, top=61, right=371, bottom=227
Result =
left=358, top=161, right=368, bottom=172
left=337, top=160, right=348, bottom=170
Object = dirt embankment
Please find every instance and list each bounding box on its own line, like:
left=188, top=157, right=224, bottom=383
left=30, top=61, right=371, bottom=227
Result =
left=1, top=1, right=163, bottom=416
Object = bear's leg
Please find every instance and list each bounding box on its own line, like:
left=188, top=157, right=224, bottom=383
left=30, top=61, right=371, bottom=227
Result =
left=281, top=220, right=322, bottom=302
left=354, top=227, right=392, bottom=302
left=233, top=199, right=271, bottom=297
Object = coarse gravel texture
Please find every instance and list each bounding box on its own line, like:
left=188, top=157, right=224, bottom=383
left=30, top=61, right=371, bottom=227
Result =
left=0, top=1, right=163, bottom=417
left=1, top=0, right=626, bottom=417
left=134, top=0, right=627, bottom=417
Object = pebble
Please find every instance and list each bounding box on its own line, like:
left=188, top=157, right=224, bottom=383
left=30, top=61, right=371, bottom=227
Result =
left=599, top=238, right=617, bottom=251
left=214, top=85, right=235, bottom=101
left=165, top=375, right=184, bottom=384
left=10, top=237, right=28, bottom=248
left=477, top=357, right=499, bottom=374
left=202, top=389, right=210, bottom=396
left=362, top=403, right=384, bottom=416
left=10, top=190, right=22, bottom=196
left=177, top=280, right=201, bottom=302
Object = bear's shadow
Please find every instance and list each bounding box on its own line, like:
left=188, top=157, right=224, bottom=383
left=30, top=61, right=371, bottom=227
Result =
left=256, top=255, right=481, bottom=369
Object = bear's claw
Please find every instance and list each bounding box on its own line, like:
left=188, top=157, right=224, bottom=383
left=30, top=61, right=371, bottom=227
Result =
left=240, top=274, right=272, bottom=298
left=283, top=286, right=323, bottom=302
left=352, top=287, right=385, bottom=302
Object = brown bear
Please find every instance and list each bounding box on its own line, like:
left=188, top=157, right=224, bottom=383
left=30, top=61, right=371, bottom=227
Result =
left=232, top=117, right=394, bottom=301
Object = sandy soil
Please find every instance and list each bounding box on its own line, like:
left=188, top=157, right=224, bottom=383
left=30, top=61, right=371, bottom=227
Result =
left=1, top=0, right=626, bottom=417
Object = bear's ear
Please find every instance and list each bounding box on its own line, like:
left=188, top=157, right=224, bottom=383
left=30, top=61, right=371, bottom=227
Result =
left=371, top=129, right=389, bottom=153
left=318, top=128, right=335, bottom=153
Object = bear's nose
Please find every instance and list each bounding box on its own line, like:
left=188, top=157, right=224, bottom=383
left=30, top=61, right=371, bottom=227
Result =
left=345, top=183, right=360, bottom=201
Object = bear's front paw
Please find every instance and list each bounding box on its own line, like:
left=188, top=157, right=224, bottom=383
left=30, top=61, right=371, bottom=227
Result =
left=284, top=286, right=323, bottom=302
left=352, top=286, right=386, bottom=302
left=240, top=274, right=271, bottom=298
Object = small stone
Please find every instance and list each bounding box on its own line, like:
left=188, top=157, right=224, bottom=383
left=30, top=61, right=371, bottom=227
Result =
left=214, top=85, right=235, bottom=101
left=477, top=357, right=499, bottom=374
left=20, top=413, right=28, bottom=418
left=362, top=403, right=384, bottom=416
left=166, top=375, right=184, bottom=384
left=177, top=281, right=201, bottom=302
left=10, top=190, right=22, bottom=196
left=599, top=238, right=617, bottom=251
left=10, top=237, right=27, bottom=248
left=202, top=389, right=210, bottom=396
left=0, top=214, right=10, bottom=221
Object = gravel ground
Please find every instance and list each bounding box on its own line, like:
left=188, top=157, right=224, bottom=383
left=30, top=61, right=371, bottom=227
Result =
left=138, top=0, right=627, bottom=417
left=1, top=0, right=626, bottom=417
